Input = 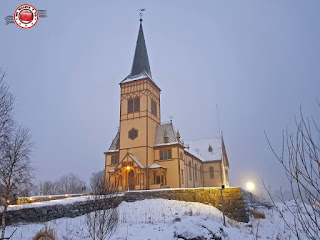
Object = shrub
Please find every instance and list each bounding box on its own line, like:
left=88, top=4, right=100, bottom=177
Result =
left=33, top=227, right=56, bottom=240
left=250, top=209, right=266, bottom=219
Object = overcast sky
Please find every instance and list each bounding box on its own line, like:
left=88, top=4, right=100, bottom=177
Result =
left=1, top=0, right=319, bottom=194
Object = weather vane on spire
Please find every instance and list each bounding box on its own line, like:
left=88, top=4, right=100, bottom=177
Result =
left=138, top=9, right=146, bottom=22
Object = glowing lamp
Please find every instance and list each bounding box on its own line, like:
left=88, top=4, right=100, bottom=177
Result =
left=246, top=182, right=255, bottom=191
left=126, top=166, right=130, bottom=170
left=65, top=194, right=68, bottom=198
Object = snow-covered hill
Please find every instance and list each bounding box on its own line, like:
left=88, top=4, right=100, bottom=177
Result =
left=3, top=198, right=307, bottom=240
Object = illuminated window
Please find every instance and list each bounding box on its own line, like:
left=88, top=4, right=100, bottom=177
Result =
left=209, top=166, right=214, bottom=179
left=111, top=155, right=119, bottom=165
left=160, top=149, right=172, bottom=160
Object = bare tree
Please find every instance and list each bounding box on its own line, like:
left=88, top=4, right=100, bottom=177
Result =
left=0, top=127, right=33, bottom=239
left=39, top=180, right=57, bottom=195
left=0, top=71, right=33, bottom=239
left=0, top=72, right=14, bottom=145
left=86, top=179, right=118, bottom=240
left=90, top=170, right=105, bottom=194
left=56, top=173, right=86, bottom=194
left=38, top=173, right=87, bottom=195
left=265, top=106, right=320, bottom=239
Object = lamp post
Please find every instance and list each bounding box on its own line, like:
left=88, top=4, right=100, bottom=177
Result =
left=220, top=185, right=226, bottom=227
left=126, top=166, right=131, bottom=191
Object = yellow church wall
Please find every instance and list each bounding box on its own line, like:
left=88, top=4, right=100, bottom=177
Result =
left=182, top=152, right=204, bottom=188
left=120, top=118, right=147, bottom=148
left=121, top=148, right=147, bottom=167
left=147, top=117, right=158, bottom=147
left=147, top=147, right=154, bottom=167
left=159, top=159, right=180, bottom=188
left=153, top=145, right=180, bottom=188
left=220, top=159, right=229, bottom=187
left=202, top=161, right=223, bottom=187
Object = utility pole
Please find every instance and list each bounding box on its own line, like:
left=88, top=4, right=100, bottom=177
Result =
left=220, top=185, right=226, bottom=227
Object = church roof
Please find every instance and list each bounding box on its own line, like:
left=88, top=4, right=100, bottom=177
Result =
left=154, top=122, right=179, bottom=146
left=185, top=138, right=223, bottom=162
left=120, top=71, right=151, bottom=84
left=121, top=22, right=152, bottom=83
left=107, top=130, right=120, bottom=152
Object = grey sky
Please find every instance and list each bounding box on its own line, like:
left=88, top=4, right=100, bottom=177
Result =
left=1, top=0, right=319, bottom=194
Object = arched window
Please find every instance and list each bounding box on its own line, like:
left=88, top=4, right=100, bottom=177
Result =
left=128, top=97, right=140, bottom=113
left=134, top=97, right=140, bottom=112
left=209, top=166, right=214, bottom=179
left=195, top=164, right=197, bottom=181
left=151, top=99, right=157, bottom=116
left=181, top=169, right=184, bottom=184
left=189, top=161, right=192, bottom=180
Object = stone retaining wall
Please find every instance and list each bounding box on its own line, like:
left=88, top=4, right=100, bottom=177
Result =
left=125, top=187, right=249, bottom=222
left=1, top=187, right=249, bottom=226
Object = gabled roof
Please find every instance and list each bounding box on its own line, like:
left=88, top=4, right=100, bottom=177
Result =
left=129, top=154, right=145, bottom=169
left=185, top=138, right=222, bottom=162
left=154, top=122, right=179, bottom=146
left=149, top=163, right=166, bottom=169
left=105, top=130, right=119, bottom=153
left=112, top=153, right=145, bottom=170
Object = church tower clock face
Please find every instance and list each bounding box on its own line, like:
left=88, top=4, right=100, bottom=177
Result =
left=128, top=128, right=138, bottom=140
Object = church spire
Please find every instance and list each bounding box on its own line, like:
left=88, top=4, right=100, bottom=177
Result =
left=129, top=19, right=152, bottom=78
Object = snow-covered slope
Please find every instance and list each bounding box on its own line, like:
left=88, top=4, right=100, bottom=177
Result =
left=3, top=198, right=310, bottom=239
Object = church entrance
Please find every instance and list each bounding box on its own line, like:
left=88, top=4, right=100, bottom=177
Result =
left=128, top=170, right=135, bottom=190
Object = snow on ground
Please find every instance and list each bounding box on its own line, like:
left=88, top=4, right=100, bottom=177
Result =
left=6, top=196, right=91, bottom=211
left=3, top=199, right=308, bottom=240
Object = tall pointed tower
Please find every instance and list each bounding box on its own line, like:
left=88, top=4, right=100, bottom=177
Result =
left=117, top=19, right=161, bottom=189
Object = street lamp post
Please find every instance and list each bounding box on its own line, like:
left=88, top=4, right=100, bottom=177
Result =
left=220, top=185, right=226, bottom=227
left=126, top=166, right=131, bottom=191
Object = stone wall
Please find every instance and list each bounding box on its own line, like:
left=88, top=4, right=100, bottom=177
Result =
left=1, top=187, right=249, bottom=226
left=124, top=187, right=248, bottom=222
left=2, top=197, right=123, bottom=226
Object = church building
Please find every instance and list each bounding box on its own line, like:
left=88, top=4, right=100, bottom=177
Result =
left=104, top=19, right=230, bottom=190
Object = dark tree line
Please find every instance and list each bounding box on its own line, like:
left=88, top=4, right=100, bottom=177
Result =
left=39, top=173, right=87, bottom=195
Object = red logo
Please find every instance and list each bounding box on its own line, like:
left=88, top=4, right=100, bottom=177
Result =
left=14, top=4, right=38, bottom=29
